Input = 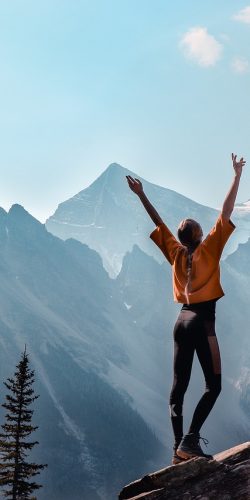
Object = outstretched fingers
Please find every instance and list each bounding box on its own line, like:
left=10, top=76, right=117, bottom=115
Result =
left=125, top=175, right=143, bottom=195
left=232, top=153, right=246, bottom=167
left=126, top=175, right=136, bottom=187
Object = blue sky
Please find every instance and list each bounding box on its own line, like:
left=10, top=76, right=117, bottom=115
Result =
left=0, top=0, right=250, bottom=221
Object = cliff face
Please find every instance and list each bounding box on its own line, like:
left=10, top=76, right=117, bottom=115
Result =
left=118, top=442, right=250, bottom=500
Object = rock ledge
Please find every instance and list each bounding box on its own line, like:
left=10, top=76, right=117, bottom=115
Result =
left=118, top=442, right=250, bottom=500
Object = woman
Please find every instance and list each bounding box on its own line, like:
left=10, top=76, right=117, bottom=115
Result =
left=126, top=153, right=245, bottom=464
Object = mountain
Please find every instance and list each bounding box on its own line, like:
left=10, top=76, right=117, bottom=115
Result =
left=1, top=199, right=250, bottom=499
left=0, top=205, right=166, bottom=500
left=46, top=163, right=250, bottom=278
left=221, top=238, right=250, bottom=422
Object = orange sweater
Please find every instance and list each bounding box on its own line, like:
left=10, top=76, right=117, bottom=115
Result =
left=150, top=214, right=235, bottom=304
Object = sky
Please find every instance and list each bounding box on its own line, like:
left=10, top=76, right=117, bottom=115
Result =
left=0, top=0, right=250, bottom=222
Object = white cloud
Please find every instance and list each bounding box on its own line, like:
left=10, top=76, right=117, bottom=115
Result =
left=233, top=6, right=250, bottom=24
left=180, top=27, right=223, bottom=67
left=231, top=57, right=249, bottom=74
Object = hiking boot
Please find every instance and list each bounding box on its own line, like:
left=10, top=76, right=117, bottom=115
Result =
left=176, top=433, right=213, bottom=460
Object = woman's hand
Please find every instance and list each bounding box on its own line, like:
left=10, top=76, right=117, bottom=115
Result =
left=232, top=153, right=246, bottom=177
left=126, top=175, right=144, bottom=196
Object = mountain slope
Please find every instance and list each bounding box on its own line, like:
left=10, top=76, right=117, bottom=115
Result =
left=0, top=205, right=166, bottom=500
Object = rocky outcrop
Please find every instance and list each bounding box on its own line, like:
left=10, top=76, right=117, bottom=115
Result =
left=118, top=442, right=250, bottom=500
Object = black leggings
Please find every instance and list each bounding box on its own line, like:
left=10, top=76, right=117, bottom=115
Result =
left=169, top=306, right=221, bottom=447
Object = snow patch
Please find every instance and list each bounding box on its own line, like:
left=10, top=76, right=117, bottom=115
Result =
left=124, top=302, right=132, bottom=310
left=235, top=367, right=250, bottom=391
left=234, top=201, right=250, bottom=213
left=51, top=221, right=95, bottom=227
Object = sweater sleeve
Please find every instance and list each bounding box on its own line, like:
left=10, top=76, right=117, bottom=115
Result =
left=149, top=222, right=182, bottom=265
left=202, top=213, right=236, bottom=260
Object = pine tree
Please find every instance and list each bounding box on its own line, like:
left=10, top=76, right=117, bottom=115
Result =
left=0, top=347, right=47, bottom=499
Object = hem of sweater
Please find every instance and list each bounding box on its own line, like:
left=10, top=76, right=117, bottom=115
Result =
left=173, top=292, right=224, bottom=304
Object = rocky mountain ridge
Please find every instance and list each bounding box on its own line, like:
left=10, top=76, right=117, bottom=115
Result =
left=46, top=162, right=250, bottom=277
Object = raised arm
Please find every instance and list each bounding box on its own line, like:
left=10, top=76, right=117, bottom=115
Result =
left=125, top=175, right=163, bottom=226
left=221, top=153, right=246, bottom=220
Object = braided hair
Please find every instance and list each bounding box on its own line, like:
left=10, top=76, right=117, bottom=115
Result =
left=177, top=219, right=203, bottom=304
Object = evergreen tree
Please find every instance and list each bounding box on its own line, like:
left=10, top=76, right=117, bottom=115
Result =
left=0, top=347, right=47, bottom=499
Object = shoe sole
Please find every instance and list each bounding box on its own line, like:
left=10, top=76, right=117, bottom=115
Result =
left=172, top=456, right=187, bottom=465
left=176, top=449, right=197, bottom=459
left=177, top=449, right=213, bottom=460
